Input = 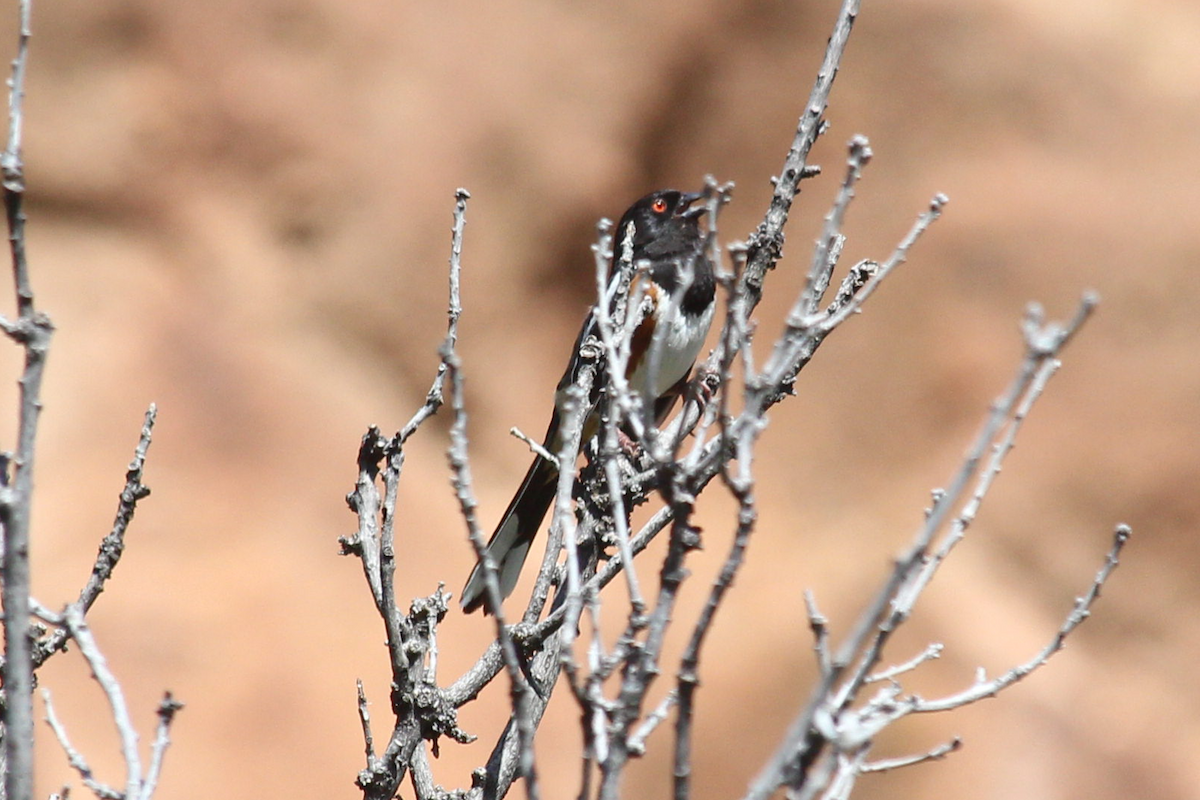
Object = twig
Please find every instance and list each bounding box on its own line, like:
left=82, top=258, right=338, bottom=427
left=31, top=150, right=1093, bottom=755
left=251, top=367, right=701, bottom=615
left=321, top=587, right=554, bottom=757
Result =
left=864, top=643, right=942, bottom=684
left=732, top=0, right=861, bottom=338
left=800, top=523, right=1125, bottom=799
left=745, top=296, right=1098, bottom=800
left=805, top=591, right=832, bottom=678
left=913, top=525, right=1129, bottom=713
left=590, top=219, right=645, bottom=615
left=356, top=680, right=377, bottom=769
left=803, top=136, right=871, bottom=315
left=673, top=428, right=759, bottom=800
left=435, top=189, right=538, bottom=799
left=818, top=750, right=866, bottom=800
left=910, top=297, right=1094, bottom=624
left=141, top=693, right=183, bottom=800
left=41, top=689, right=122, bottom=800
left=859, top=738, right=961, bottom=773
left=897, top=348, right=1061, bottom=606
left=343, top=190, right=481, bottom=800
left=32, top=405, right=157, bottom=668
left=807, top=193, right=948, bottom=335
left=396, top=189, right=469, bottom=444
left=834, top=294, right=1097, bottom=715
left=42, top=655, right=181, bottom=800
left=63, top=606, right=143, bottom=799
left=509, top=426, right=557, bottom=466
left=541, top=365, right=595, bottom=639
left=627, top=690, right=677, bottom=756
left=446, top=347, right=540, bottom=799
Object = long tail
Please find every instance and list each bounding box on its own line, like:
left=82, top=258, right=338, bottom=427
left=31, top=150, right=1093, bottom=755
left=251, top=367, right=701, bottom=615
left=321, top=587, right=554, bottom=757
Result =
left=460, top=453, right=559, bottom=614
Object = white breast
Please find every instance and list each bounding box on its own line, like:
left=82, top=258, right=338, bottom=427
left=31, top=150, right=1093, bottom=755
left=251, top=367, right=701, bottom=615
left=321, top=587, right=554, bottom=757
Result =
left=630, top=291, right=715, bottom=400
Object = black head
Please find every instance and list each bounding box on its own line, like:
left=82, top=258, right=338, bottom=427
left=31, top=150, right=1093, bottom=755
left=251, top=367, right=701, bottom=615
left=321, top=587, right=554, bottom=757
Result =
left=612, top=189, right=707, bottom=261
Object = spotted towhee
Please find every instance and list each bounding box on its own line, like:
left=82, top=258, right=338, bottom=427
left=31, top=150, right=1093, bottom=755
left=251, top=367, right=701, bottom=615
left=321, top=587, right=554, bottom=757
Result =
left=460, top=189, right=715, bottom=614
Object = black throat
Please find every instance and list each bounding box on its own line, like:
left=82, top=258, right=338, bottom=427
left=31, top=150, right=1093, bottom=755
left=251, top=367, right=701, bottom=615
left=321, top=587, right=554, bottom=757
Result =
left=648, top=252, right=716, bottom=317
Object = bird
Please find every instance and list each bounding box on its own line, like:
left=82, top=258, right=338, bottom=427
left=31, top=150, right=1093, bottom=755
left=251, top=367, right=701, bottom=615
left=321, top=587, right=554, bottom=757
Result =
left=460, top=188, right=716, bottom=614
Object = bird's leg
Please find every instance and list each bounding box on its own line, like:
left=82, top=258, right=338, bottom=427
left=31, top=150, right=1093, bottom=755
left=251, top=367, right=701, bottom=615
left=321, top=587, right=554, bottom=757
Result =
left=688, top=363, right=721, bottom=411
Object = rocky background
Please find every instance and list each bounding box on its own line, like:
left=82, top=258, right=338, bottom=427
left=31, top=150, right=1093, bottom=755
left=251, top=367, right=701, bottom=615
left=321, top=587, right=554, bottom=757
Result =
left=14, top=0, right=1199, bottom=798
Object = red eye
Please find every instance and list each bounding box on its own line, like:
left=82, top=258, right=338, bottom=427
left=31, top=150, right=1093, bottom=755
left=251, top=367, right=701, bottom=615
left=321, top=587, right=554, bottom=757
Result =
left=651, top=198, right=668, bottom=214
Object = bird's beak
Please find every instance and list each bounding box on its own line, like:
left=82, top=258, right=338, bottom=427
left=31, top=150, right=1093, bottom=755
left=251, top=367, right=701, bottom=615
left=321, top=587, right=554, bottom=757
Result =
left=679, top=191, right=707, bottom=220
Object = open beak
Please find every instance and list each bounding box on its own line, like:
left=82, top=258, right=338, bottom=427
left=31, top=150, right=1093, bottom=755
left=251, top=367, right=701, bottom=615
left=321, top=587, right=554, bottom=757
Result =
left=679, top=191, right=708, bottom=220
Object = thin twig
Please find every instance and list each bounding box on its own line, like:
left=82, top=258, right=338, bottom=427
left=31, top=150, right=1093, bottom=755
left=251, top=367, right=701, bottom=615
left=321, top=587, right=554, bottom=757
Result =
left=806, top=591, right=832, bottom=678
left=864, top=643, right=942, bottom=684
left=343, top=190, right=480, bottom=800
left=834, top=294, right=1096, bottom=715
left=913, top=525, right=1129, bottom=713
left=590, top=219, right=646, bottom=615
left=435, top=191, right=540, bottom=800
left=627, top=690, right=677, bottom=756
left=727, top=0, right=862, bottom=353
left=141, top=692, right=183, bottom=800
left=396, top=189, right=469, bottom=444
left=62, top=606, right=143, bottom=799
left=803, top=135, right=871, bottom=314
left=446, top=348, right=540, bottom=798
left=898, top=352, right=1061, bottom=606
left=543, top=366, right=596, bottom=640
left=32, top=405, right=157, bottom=668
left=746, top=296, right=1102, bottom=799
left=859, top=737, right=961, bottom=773
left=41, top=689, right=122, bottom=800
left=509, top=426, right=558, bottom=466
left=356, top=680, right=377, bottom=769
left=673, top=428, right=759, bottom=800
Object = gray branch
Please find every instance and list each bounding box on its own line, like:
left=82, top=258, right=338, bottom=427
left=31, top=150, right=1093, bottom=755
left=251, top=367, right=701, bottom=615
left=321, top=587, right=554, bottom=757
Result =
left=30, top=405, right=157, bottom=669
left=37, top=606, right=182, bottom=800
left=0, top=3, right=43, bottom=798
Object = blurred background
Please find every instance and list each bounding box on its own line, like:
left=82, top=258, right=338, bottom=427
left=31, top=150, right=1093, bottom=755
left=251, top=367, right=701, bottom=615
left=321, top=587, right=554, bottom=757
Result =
left=12, top=0, right=1198, bottom=798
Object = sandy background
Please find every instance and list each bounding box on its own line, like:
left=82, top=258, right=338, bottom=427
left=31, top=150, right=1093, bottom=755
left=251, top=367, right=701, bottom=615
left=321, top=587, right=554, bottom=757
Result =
left=13, top=0, right=1199, bottom=798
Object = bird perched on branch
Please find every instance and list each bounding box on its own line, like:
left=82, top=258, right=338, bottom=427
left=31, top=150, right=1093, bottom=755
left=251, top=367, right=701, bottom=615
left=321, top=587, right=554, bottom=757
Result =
left=461, top=189, right=716, bottom=614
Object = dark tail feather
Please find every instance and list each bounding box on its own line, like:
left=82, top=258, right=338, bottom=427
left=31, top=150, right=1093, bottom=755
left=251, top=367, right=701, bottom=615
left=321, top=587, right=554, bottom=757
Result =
left=461, top=455, right=559, bottom=614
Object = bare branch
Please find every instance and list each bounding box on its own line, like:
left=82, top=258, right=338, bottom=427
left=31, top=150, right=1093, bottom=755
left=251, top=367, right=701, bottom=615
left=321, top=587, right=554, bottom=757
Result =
left=140, top=693, right=183, bottom=800
left=40, top=627, right=181, bottom=800
left=356, top=680, right=377, bottom=771
left=343, top=191, right=482, bottom=800
left=859, top=737, right=961, bottom=773
left=508, top=426, right=557, bottom=467
left=864, top=643, right=942, bottom=685
left=32, top=405, right=157, bottom=668
left=803, top=135, right=871, bottom=315
left=62, top=606, right=143, bottom=799
left=590, top=219, right=645, bottom=614
left=805, top=591, right=832, bottom=678
left=41, top=690, right=122, bottom=800
left=537, top=363, right=595, bottom=637
left=397, top=188, right=469, bottom=445
left=739, top=0, right=862, bottom=315
left=673, top=429, right=759, bottom=800
left=1, top=4, right=46, bottom=798
left=627, top=690, right=676, bottom=757
left=745, top=295, right=1100, bottom=800
left=914, top=525, right=1129, bottom=713
left=808, top=193, right=948, bottom=335
left=831, top=295, right=1097, bottom=715
left=445, top=346, right=541, bottom=799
